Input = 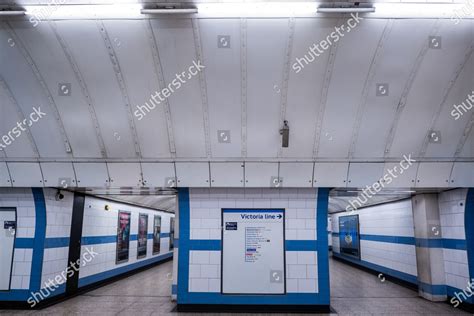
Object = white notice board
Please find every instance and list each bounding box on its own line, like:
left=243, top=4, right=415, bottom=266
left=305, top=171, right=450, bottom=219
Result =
left=222, top=209, right=285, bottom=294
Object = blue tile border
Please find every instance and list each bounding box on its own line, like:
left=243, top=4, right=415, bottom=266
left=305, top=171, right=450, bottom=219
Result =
left=465, top=188, right=474, bottom=304
left=177, top=188, right=190, bottom=303
left=316, top=188, right=330, bottom=305
left=30, top=188, right=46, bottom=293
left=285, top=240, right=318, bottom=251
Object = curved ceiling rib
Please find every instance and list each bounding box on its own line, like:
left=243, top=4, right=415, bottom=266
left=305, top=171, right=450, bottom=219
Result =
left=4, top=21, right=72, bottom=156
left=49, top=21, right=107, bottom=158
left=240, top=18, right=248, bottom=158
left=146, top=19, right=177, bottom=157
left=348, top=19, right=393, bottom=159
left=383, top=19, right=440, bottom=158
left=97, top=20, right=141, bottom=158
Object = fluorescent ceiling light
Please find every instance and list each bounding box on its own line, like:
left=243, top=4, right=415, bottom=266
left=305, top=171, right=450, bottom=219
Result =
left=141, top=8, right=198, bottom=15
left=0, top=10, right=26, bottom=16
left=24, top=4, right=142, bottom=19
left=197, top=2, right=318, bottom=17
left=317, top=7, right=375, bottom=14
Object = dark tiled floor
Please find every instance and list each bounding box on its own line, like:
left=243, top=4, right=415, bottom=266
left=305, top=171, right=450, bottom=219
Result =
left=1, top=256, right=470, bottom=315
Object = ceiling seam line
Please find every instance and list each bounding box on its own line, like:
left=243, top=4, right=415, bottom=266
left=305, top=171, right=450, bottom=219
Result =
left=146, top=19, right=177, bottom=158
left=49, top=20, right=107, bottom=158
left=96, top=20, right=142, bottom=158
left=241, top=18, right=248, bottom=158
left=0, top=75, right=40, bottom=158
left=277, top=18, right=295, bottom=158
left=348, top=19, right=394, bottom=159
left=312, top=18, right=342, bottom=158
left=4, top=21, right=73, bottom=156
left=191, top=18, right=212, bottom=159
left=383, top=19, right=441, bottom=158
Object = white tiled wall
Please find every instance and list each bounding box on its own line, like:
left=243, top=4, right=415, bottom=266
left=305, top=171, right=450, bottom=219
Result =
left=188, top=250, right=221, bottom=292
left=0, top=188, right=35, bottom=290
left=189, top=188, right=317, bottom=241
left=286, top=251, right=318, bottom=293
left=332, top=199, right=418, bottom=277
left=41, top=189, right=74, bottom=289
left=439, top=189, right=470, bottom=291
left=187, top=188, right=319, bottom=294
left=79, top=196, right=174, bottom=281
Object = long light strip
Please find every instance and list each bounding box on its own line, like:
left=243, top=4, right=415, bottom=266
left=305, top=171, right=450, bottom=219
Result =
left=15, top=2, right=474, bottom=19
left=0, top=10, right=26, bottom=16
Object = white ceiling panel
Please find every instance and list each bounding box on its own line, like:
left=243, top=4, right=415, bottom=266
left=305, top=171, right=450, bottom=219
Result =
left=175, top=162, right=210, bottom=187
left=0, top=83, right=37, bottom=158
left=283, top=18, right=333, bottom=158
left=382, top=161, right=418, bottom=188
left=459, top=128, right=474, bottom=158
left=210, top=162, right=244, bottom=187
left=415, top=162, right=453, bottom=187
left=389, top=20, right=473, bottom=157
left=0, top=162, right=12, bottom=187
left=12, top=21, right=103, bottom=158
left=246, top=19, right=288, bottom=158
left=141, top=162, right=176, bottom=187
left=450, top=162, right=474, bottom=187
left=40, top=162, right=77, bottom=188
left=353, top=20, right=434, bottom=158
left=102, top=20, right=172, bottom=158
left=0, top=22, right=71, bottom=158
left=318, top=19, right=386, bottom=158
left=347, top=162, right=384, bottom=188
left=107, top=162, right=143, bottom=187
left=55, top=20, right=138, bottom=158
left=200, top=19, right=242, bottom=158
left=8, top=162, right=43, bottom=187
left=313, top=162, right=348, bottom=187
left=244, top=162, right=278, bottom=187
left=73, top=162, right=109, bottom=187
left=151, top=19, right=207, bottom=158
left=279, top=162, right=313, bottom=187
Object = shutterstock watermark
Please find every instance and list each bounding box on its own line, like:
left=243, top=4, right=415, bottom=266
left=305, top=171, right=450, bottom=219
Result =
left=28, top=0, right=66, bottom=27
left=345, top=154, right=416, bottom=212
left=292, top=13, right=363, bottom=74
left=450, top=278, right=474, bottom=308
left=0, top=107, right=46, bottom=151
left=27, top=247, right=98, bottom=307
left=451, top=0, right=474, bottom=25
left=451, top=91, right=474, bottom=120
left=134, top=60, right=205, bottom=120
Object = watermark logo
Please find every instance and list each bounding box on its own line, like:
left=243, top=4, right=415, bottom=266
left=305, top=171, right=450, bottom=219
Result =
left=451, top=91, right=474, bottom=120
left=58, top=83, right=71, bottom=96
left=428, top=36, right=442, bottom=49
left=292, top=13, right=363, bottom=74
left=217, top=35, right=231, bottom=48
left=450, top=278, right=474, bottom=308
left=27, top=247, right=98, bottom=307
left=451, top=0, right=474, bottom=25
left=376, top=83, right=389, bottom=97
left=28, top=0, right=66, bottom=27
left=217, top=130, right=231, bottom=143
left=345, top=154, right=416, bottom=213
left=0, top=107, right=46, bottom=151
left=134, top=60, right=205, bottom=121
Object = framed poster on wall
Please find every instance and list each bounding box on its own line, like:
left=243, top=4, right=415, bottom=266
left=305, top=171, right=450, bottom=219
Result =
left=169, top=217, right=175, bottom=250
left=339, top=215, right=360, bottom=260
left=153, top=215, right=161, bottom=254
left=137, top=214, right=148, bottom=258
left=222, top=209, right=285, bottom=295
left=116, top=211, right=131, bottom=264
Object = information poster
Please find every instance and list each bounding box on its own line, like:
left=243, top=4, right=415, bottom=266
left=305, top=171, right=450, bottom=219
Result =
left=116, top=211, right=131, bottom=263
left=339, top=215, right=360, bottom=260
left=222, top=209, right=285, bottom=294
left=169, top=218, right=175, bottom=250
left=153, top=215, right=161, bottom=254
left=137, top=214, right=148, bottom=258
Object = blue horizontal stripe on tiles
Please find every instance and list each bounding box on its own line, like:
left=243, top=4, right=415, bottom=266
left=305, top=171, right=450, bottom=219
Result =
left=416, top=238, right=443, bottom=248
left=418, top=281, right=446, bottom=296
left=442, top=239, right=467, bottom=250
left=0, top=290, right=31, bottom=301
left=332, top=252, right=418, bottom=285
left=332, top=232, right=339, bottom=236
left=361, top=234, right=415, bottom=245
left=189, top=239, right=221, bottom=250
left=447, top=285, right=474, bottom=304
left=286, top=240, right=318, bottom=251
left=130, top=234, right=138, bottom=241
left=222, top=209, right=284, bottom=213
left=44, top=237, right=70, bottom=248
left=161, top=233, right=170, bottom=238
left=78, top=252, right=173, bottom=288
left=179, top=292, right=324, bottom=305
left=81, top=236, right=116, bottom=245
left=147, top=233, right=154, bottom=239
left=15, top=238, right=35, bottom=248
